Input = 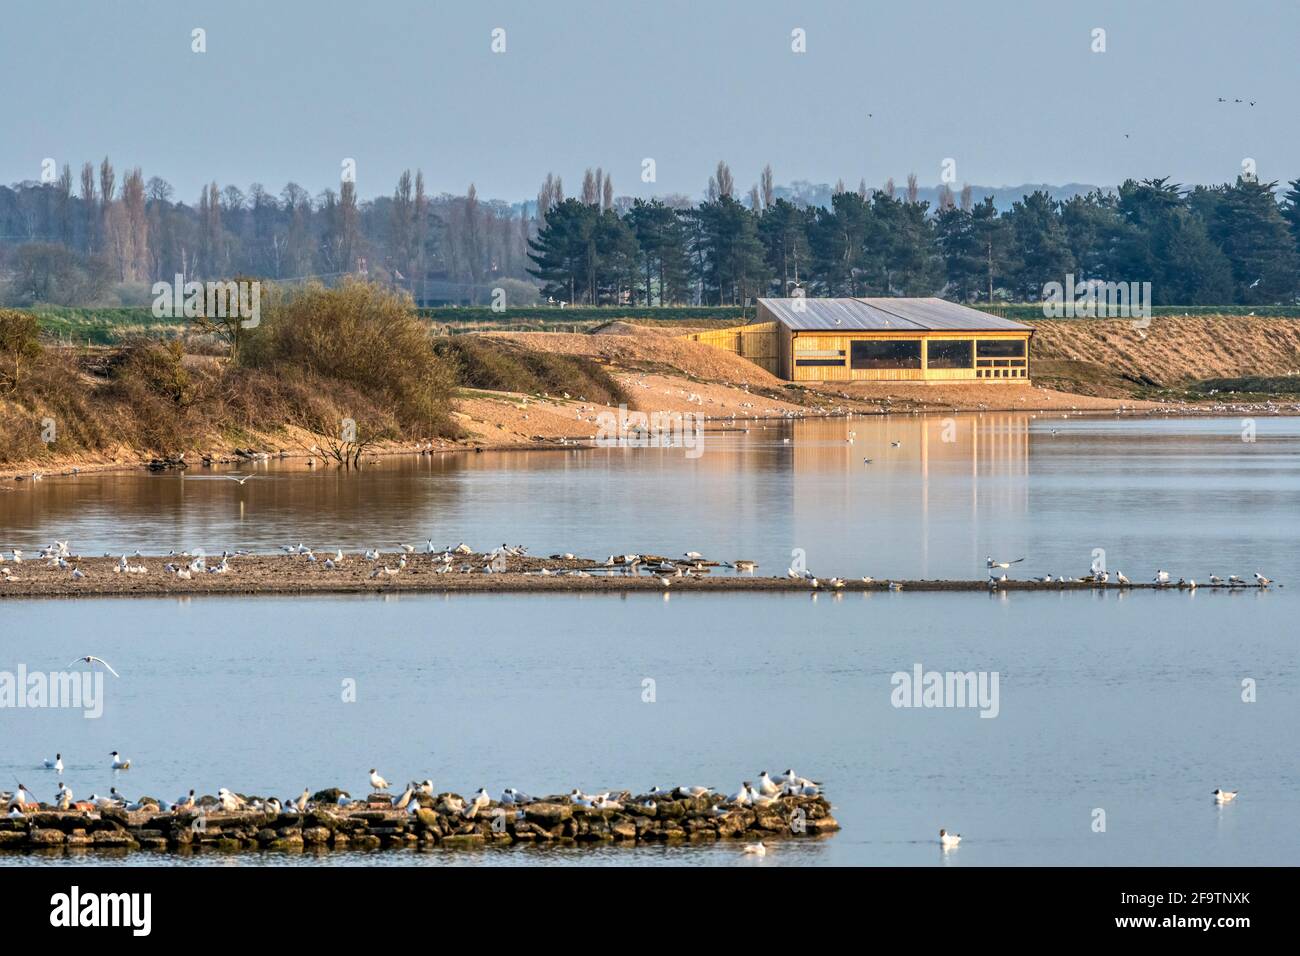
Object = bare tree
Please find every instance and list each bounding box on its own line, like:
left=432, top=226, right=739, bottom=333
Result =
left=98, top=157, right=116, bottom=207
left=414, top=170, right=429, bottom=301
left=198, top=182, right=224, bottom=276
left=79, top=162, right=97, bottom=254
left=338, top=179, right=359, bottom=273
left=537, top=173, right=560, bottom=221
left=602, top=173, right=613, bottom=213
left=316, top=426, right=382, bottom=469
left=390, top=170, right=415, bottom=288
left=905, top=173, right=919, bottom=204
left=55, top=164, right=73, bottom=246
left=760, top=164, right=775, bottom=209
left=220, top=185, right=246, bottom=211
left=713, top=160, right=734, bottom=199
left=121, top=168, right=150, bottom=280
left=937, top=183, right=955, bottom=211
left=960, top=183, right=973, bottom=211
left=748, top=184, right=761, bottom=211
left=883, top=177, right=896, bottom=199
left=146, top=177, right=173, bottom=203
left=581, top=168, right=598, bottom=205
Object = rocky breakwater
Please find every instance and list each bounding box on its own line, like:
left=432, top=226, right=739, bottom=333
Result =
left=0, top=787, right=839, bottom=853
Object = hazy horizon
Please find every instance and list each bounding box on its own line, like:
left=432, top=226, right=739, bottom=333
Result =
left=3, top=0, right=1297, bottom=202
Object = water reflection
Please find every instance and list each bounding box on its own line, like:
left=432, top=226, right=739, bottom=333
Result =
left=2, top=413, right=1297, bottom=582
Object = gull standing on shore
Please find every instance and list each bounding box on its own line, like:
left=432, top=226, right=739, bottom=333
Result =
left=465, top=788, right=491, bottom=817
left=727, top=783, right=754, bottom=806
left=369, top=769, right=390, bottom=792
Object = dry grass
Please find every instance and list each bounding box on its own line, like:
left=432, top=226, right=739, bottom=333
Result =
left=483, top=325, right=787, bottom=387
left=1029, top=317, right=1300, bottom=394
left=434, top=336, right=631, bottom=406
left=0, top=282, right=463, bottom=467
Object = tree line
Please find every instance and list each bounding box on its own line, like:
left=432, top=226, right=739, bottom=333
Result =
left=529, top=163, right=1300, bottom=307
left=0, top=159, right=532, bottom=307
left=2, top=158, right=1298, bottom=309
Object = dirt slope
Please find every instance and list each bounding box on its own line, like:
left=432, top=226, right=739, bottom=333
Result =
left=482, top=328, right=786, bottom=387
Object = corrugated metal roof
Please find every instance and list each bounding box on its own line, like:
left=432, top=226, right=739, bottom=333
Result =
left=756, top=297, right=1031, bottom=332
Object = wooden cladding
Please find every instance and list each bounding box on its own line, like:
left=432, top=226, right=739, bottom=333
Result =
left=686, top=322, right=779, bottom=375
left=787, top=332, right=1032, bottom=383
left=686, top=318, right=1032, bottom=383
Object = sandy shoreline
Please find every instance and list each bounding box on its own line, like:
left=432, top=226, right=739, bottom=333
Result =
left=0, top=552, right=1271, bottom=599
left=4, top=397, right=1291, bottom=483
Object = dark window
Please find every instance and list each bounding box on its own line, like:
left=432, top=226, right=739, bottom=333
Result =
left=796, top=358, right=846, bottom=367
left=927, top=340, right=972, bottom=369
left=850, top=340, right=921, bottom=369
left=976, top=339, right=1026, bottom=358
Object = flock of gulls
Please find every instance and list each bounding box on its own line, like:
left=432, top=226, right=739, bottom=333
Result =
left=6, top=751, right=1245, bottom=855
left=983, top=554, right=1276, bottom=592
left=0, top=537, right=770, bottom=587
left=0, top=537, right=1282, bottom=595
left=6, top=755, right=835, bottom=856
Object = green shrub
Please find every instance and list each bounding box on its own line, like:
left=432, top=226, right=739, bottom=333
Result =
left=240, top=279, right=459, bottom=437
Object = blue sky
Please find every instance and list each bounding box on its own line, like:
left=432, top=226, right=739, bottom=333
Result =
left=2, top=0, right=1296, bottom=202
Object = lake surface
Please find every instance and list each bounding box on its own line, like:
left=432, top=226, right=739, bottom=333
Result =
left=2, top=413, right=1297, bottom=866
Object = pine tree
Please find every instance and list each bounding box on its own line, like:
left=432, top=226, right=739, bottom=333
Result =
left=969, top=196, right=1010, bottom=302
left=689, top=196, right=766, bottom=305
left=758, top=198, right=812, bottom=295
left=1003, top=191, right=1074, bottom=300
left=934, top=204, right=981, bottom=301
left=1282, top=179, right=1300, bottom=257
left=1193, top=178, right=1300, bottom=303
left=811, top=190, right=871, bottom=295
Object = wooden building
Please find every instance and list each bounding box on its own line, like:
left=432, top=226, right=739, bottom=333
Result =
left=688, top=297, right=1032, bottom=383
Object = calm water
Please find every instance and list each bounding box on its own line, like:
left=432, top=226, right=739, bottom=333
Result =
left=2, top=413, right=1297, bottom=866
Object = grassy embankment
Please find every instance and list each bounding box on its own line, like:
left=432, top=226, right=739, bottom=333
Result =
left=1026, top=316, right=1300, bottom=399
left=0, top=283, right=626, bottom=468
